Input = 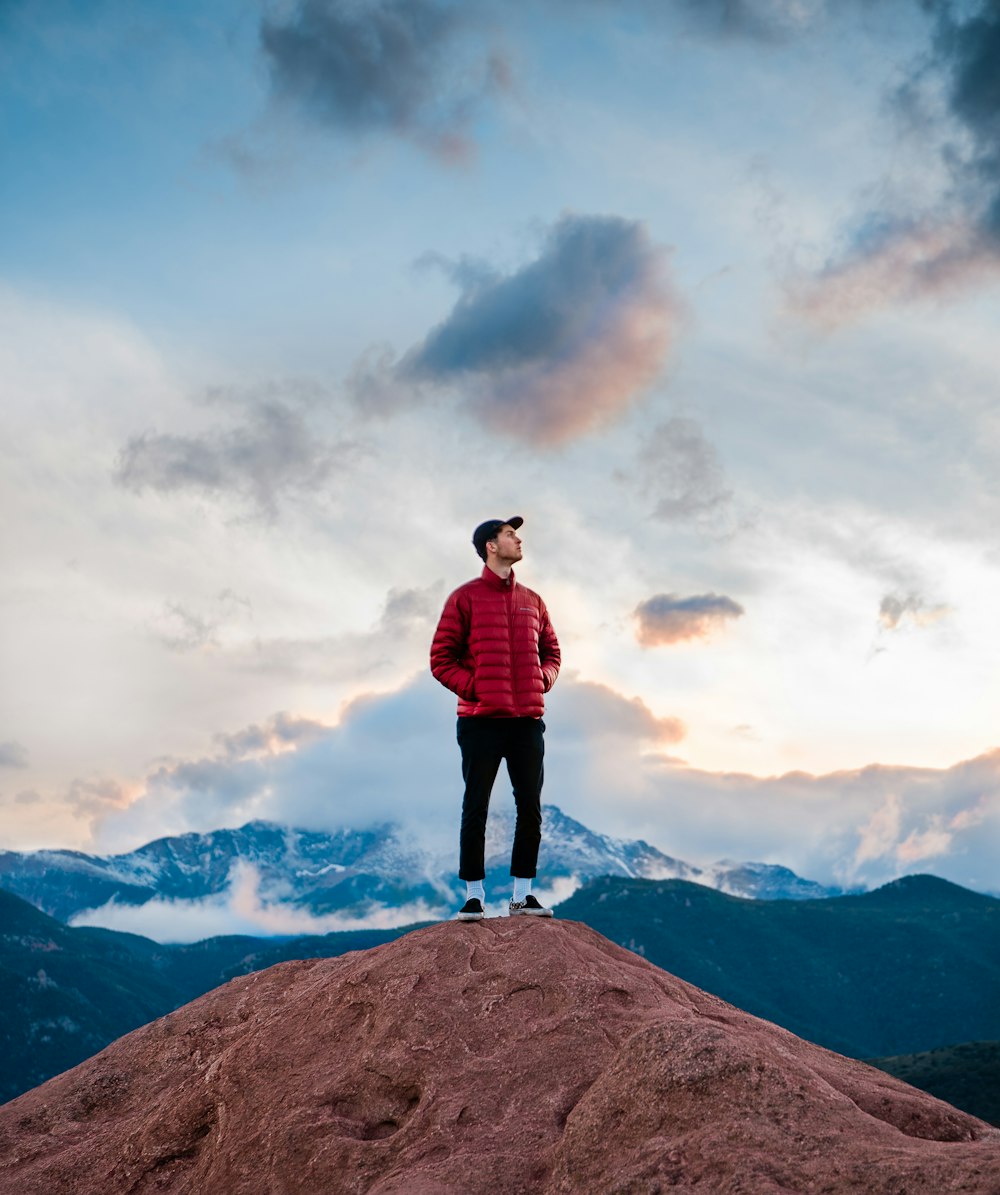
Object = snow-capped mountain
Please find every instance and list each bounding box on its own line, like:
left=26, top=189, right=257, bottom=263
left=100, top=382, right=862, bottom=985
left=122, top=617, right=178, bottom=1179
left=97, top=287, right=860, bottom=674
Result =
left=0, top=806, right=843, bottom=926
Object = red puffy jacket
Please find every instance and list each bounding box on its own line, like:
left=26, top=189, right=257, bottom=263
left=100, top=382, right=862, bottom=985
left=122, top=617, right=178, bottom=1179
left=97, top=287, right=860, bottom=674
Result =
left=430, top=566, right=560, bottom=718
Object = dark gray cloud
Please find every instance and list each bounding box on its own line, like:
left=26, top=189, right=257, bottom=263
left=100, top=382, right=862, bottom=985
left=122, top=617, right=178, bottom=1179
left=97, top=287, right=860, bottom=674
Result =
left=634, top=592, right=745, bottom=646
left=0, top=740, right=28, bottom=769
left=630, top=417, right=733, bottom=522
left=936, top=0, right=1000, bottom=223
left=644, top=0, right=824, bottom=42
left=796, top=0, right=1000, bottom=318
left=381, top=214, right=678, bottom=443
left=258, top=0, right=825, bottom=171
left=556, top=0, right=826, bottom=42
left=114, top=401, right=358, bottom=518
left=260, top=0, right=507, bottom=161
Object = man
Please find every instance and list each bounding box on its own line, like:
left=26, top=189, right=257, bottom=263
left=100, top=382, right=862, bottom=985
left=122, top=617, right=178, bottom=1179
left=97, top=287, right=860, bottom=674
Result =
left=430, top=516, right=561, bottom=921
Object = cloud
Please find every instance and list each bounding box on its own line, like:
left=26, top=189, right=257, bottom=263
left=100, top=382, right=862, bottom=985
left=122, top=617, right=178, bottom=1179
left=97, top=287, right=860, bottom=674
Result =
left=627, top=417, right=734, bottom=524
left=548, top=676, right=686, bottom=746
left=114, top=400, right=359, bottom=518
left=848, top=774, right=987, bottom=878
left=793, top=1, right=1000, bottom=319
left=658, top=0, right=825, bottom=41
left=561, top=0, right=826, bottom=42
left=790, top=215, right=999, bottom=323
left=853, top=791, right=902, bottom=867
left=379, top=583, right=444, bottom=629
left=636, top=752, right=1000, bottom=894
left=69, top=861, right=443, bottom=943
left=0, top=740, right=28, bottom=768
left=371, top=213, right=679, bottom=443
left=151, top=601, right=219, bottom=653
left=149, top=590, right=255, bottom=655
left=896, top=819, right=953, bottom=863
left=63, top=665, right=1000, bottom=898
left=634, top=593, right=745, bottom=646
left=68, top=858, right=577, bottom=941
left=85, top=671, right=686, bottom=853
left=878, top=591, right=951, bottom=631
left=213, top=712, right=330, bottom=760
left=260, top=0, right=508, bottom=162
left=226, top=581, right=445, bottom=685
left=67, top=777, right=131, bottom=819
left=826, top=752, right=1000, bottom=888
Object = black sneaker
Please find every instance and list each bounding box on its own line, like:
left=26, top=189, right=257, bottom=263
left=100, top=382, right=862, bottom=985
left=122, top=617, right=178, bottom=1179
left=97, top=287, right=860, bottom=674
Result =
left=456, top=898, right=485, bottom=921
left=508, top=894, right=553, bottom=917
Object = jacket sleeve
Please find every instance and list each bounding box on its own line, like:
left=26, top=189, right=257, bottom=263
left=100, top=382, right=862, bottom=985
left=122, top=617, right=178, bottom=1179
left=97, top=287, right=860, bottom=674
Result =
left=430, top=590, right=476, bottom=701
left=538, top=603, right=561, bottom=693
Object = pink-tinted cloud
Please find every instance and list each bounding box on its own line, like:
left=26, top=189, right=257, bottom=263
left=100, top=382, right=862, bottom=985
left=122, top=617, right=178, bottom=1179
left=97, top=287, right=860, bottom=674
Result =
left=853, top=792, right=902, bottom=867
left=897, top=820, right=953, bottom=864
left=634, top=592, right=744, bottom=647
left=790, top=217, right=1000, bottom=326
left=547, top=676, right=686, bottom=747
left=213, top=712, right=329, bottom=761
left=396, top=213, right=680, bottom=444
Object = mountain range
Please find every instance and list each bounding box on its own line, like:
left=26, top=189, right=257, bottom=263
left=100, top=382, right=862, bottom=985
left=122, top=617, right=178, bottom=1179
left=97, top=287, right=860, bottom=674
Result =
left=0, top=806, right=843, bottom=929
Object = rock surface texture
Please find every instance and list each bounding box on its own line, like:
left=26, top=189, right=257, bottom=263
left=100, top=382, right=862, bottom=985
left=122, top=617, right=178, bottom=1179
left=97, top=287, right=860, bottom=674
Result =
left=1, top=918, right=998, bottom=1194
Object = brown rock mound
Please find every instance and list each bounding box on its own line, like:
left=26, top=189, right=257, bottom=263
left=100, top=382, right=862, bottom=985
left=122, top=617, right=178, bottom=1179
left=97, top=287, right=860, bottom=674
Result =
left=1, top=918, right=997, bottom=1193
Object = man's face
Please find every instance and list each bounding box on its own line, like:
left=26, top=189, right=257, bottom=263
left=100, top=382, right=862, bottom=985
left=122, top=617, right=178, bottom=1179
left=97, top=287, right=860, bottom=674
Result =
left=490, top=524, right=523, bottom=563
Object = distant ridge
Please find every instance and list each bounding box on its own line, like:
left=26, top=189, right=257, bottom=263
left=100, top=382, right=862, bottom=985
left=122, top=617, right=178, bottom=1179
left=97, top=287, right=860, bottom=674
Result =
left=0, top=806, right=844, bottom=927
left=557, top=873, right=1000, bottom=1058
left=1, top=875, right=998, bottom=1111
left=870, top=1041, right=1000, bottom=1129
left=0, top=888, right=409, bottom=1106
left=1, top=919, right=997, bottom=1193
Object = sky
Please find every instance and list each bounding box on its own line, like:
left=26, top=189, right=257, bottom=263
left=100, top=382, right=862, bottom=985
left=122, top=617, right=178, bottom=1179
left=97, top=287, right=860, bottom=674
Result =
left=2, top=0, right=999, bottom=909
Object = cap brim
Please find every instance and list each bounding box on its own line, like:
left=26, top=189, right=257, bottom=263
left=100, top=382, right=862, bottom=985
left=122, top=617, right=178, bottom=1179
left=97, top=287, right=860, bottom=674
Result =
left=506, top=516, right=524, bottom=530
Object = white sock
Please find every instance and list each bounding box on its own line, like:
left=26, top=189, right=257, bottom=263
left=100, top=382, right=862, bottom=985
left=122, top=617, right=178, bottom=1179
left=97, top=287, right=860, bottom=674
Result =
left=466, top=880, right=485, bottom=903
left=512, top=877, right=532, bottom=902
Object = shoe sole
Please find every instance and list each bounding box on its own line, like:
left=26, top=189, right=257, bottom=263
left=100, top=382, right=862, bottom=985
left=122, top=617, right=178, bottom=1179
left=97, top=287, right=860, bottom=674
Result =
left=509, top=909, right=554, bottom=917
left=456, top=913, right=485, bottom=921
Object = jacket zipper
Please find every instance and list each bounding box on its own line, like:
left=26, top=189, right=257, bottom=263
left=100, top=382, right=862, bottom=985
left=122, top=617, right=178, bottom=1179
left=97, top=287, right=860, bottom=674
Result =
left=506, top=581, right=519, bottom=716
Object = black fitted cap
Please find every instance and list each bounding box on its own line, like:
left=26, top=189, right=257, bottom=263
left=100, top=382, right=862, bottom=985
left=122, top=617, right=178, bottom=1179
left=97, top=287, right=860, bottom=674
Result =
left=472, top=516, right=523, bottom=561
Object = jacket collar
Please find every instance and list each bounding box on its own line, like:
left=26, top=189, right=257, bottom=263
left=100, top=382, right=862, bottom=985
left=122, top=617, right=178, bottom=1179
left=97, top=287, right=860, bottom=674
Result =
left=480, top=564, right=515, bottom=591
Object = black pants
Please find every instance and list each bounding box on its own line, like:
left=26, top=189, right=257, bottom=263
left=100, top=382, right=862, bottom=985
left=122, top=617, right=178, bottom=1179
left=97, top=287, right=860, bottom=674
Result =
left=457, top=716, right=545, bottom=881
